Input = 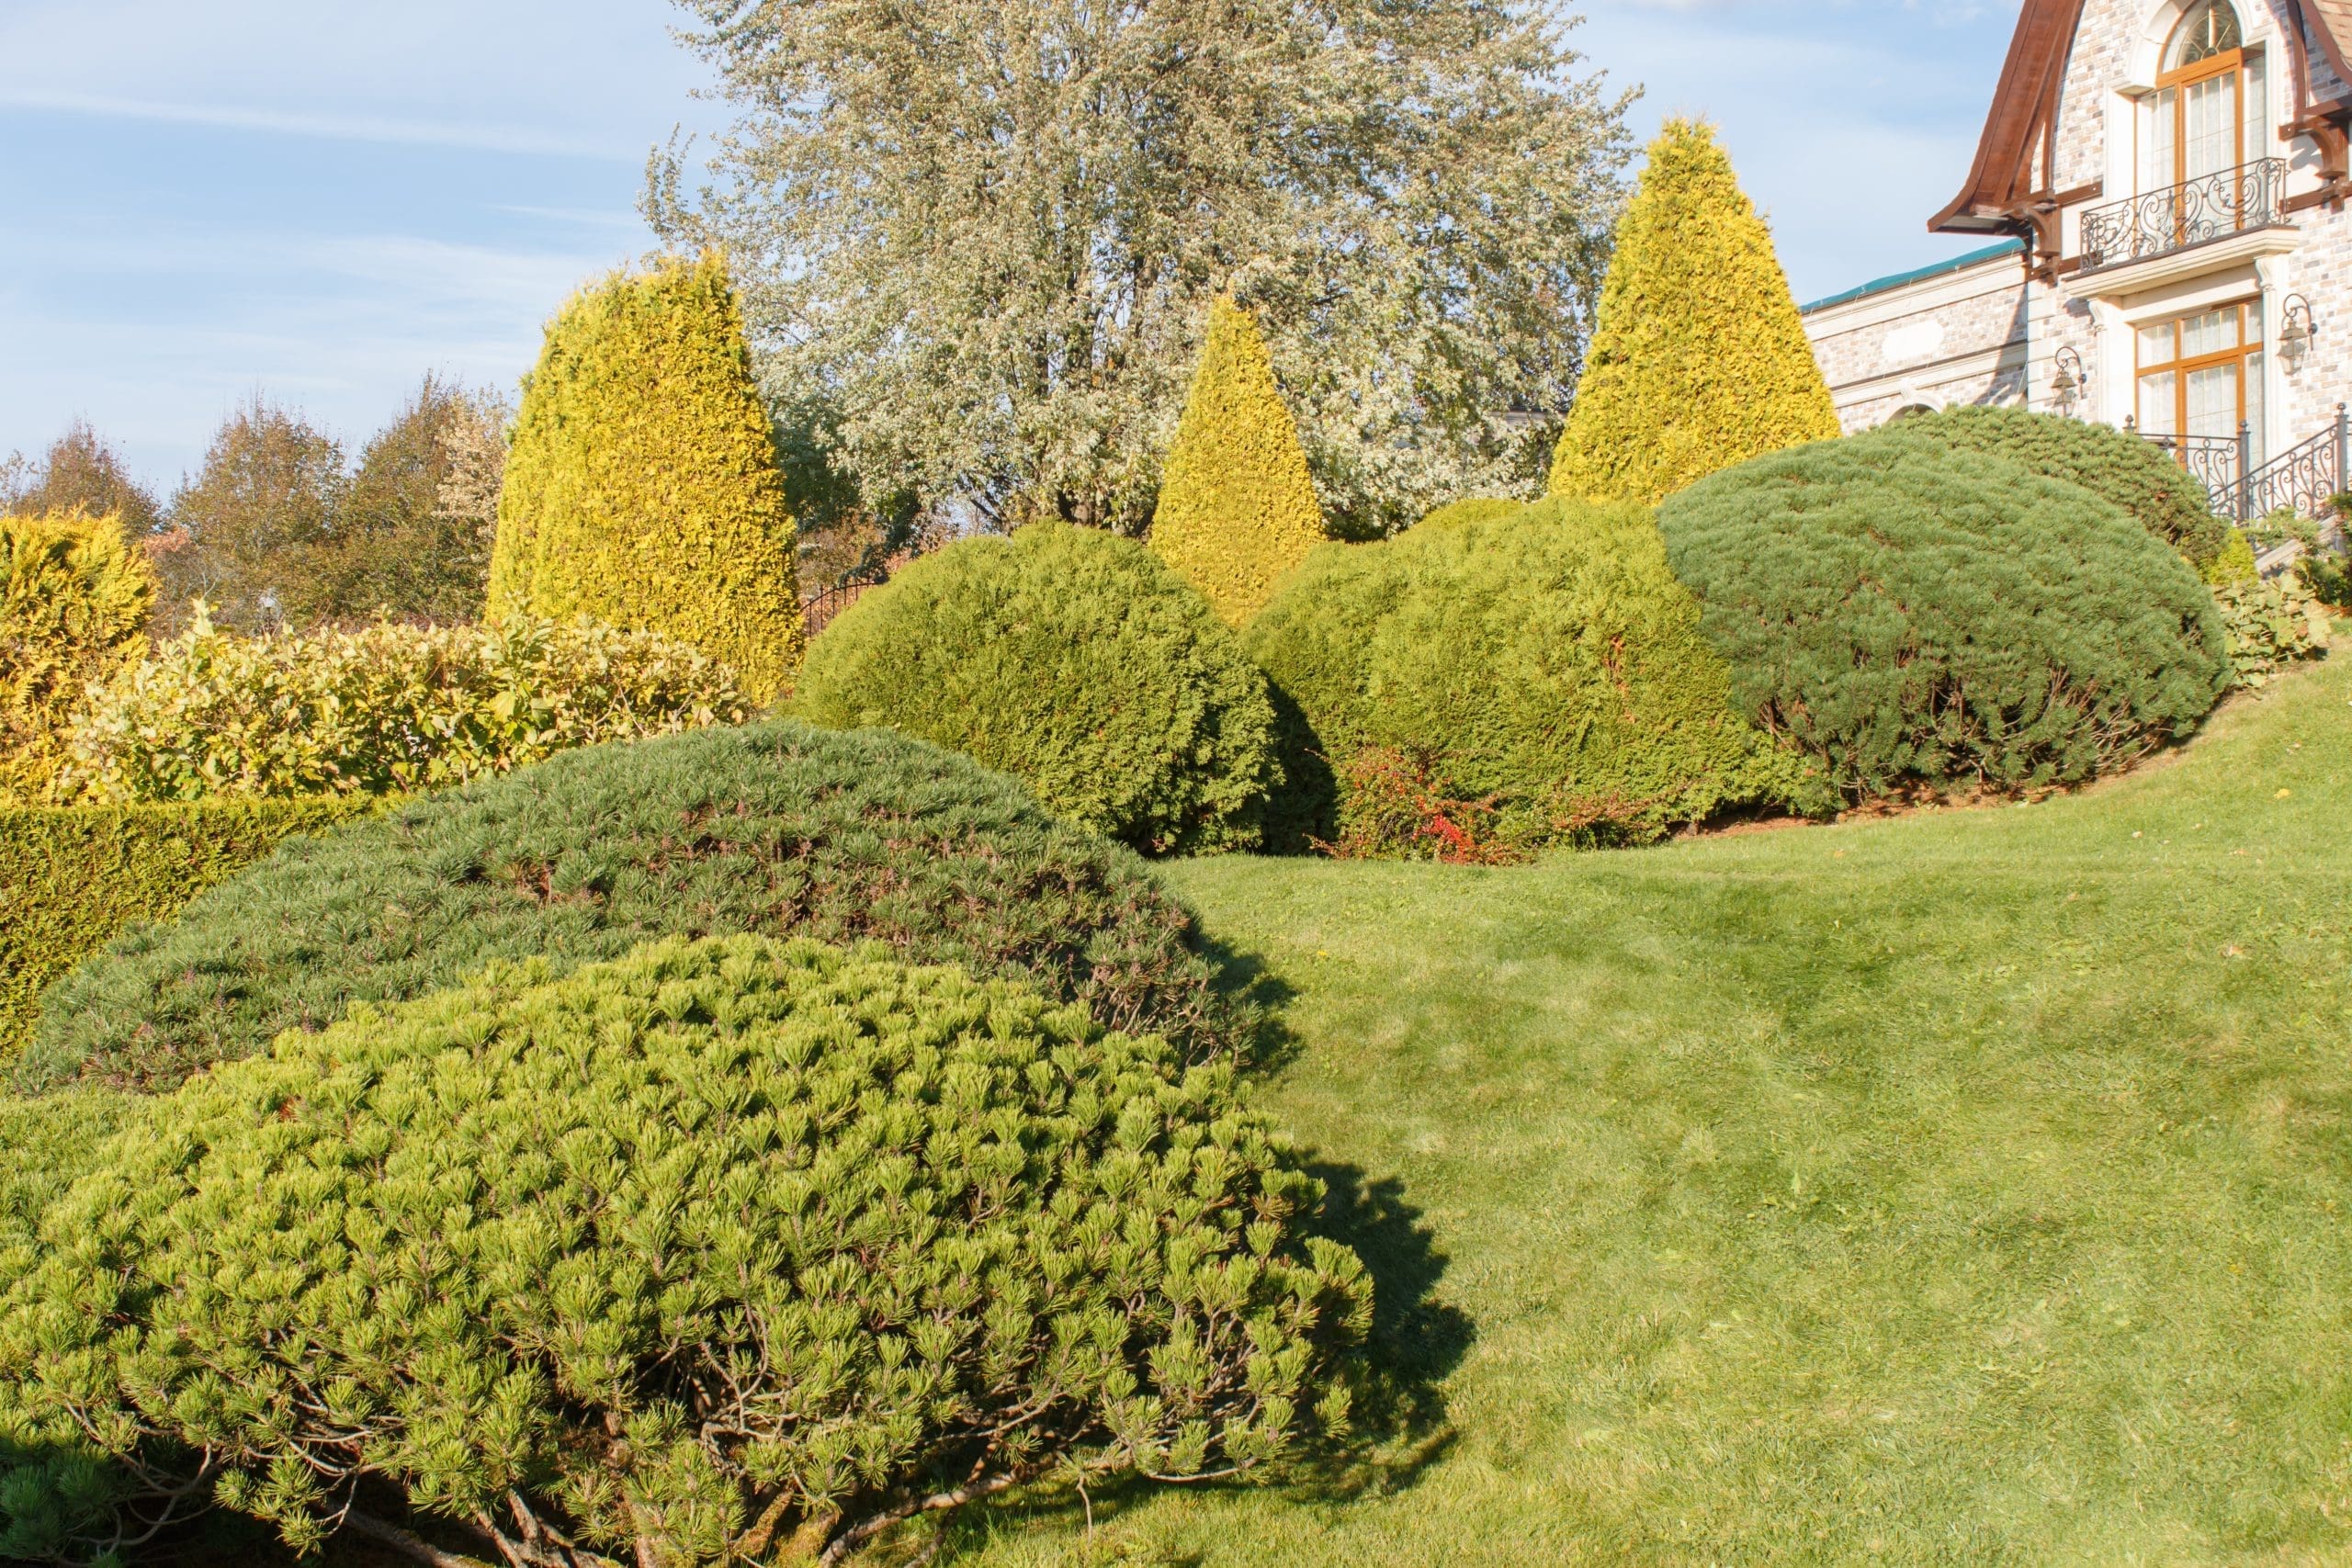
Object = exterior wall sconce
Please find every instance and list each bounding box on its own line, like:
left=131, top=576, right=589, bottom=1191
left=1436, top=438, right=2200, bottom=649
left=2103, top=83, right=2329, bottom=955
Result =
left=2279, top=293, right=2317, bottom=374
left=2050, top=346, right=2086, bottom=417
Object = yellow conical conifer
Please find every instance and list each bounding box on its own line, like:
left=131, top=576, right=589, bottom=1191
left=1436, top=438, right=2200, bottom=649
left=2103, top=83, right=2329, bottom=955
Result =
left=488, top=253, right=801, bottom=699
left=1149, top=298, right=1326, bottom=625
left=1550, top=119, right=1840, bottom=506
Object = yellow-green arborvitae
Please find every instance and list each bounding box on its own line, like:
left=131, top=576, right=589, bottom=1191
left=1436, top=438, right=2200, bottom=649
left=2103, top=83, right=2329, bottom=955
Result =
left=487, top=252, right=801, bottom=700
left=1149, top=298, right=1327, bottom=625
left=1, top=511, right=153, bottom=806
left=1550, top=119, right=1840, bottom=506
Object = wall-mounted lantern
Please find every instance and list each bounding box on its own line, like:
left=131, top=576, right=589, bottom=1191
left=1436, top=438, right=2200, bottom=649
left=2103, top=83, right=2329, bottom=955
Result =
left=2051, top=346, right=2086, bottom=418
left=2279, top=293, right=2317, bottom=374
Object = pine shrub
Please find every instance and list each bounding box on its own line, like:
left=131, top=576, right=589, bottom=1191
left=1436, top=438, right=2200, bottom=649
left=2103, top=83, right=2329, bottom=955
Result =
left=0, top=936, right=1370, bottom=1566
left=1417, top=498, right=1528, bottom=531
left=53, top=609, right=748, bottom=804
left=1657, top=437, right=2231, bottom=801
left=1149, top=299, right=1327, bottom=625
left=795, top=523, right=1279, bottom=855
left=1, top=512, right=153, bottom=806
left=25, top=718, right=1249, bottom=1093
left=0, top=796, right=384, bottom=1066
left=1549, top=119, right=1839, bottom=506
left=1245, top=499, right=1820, bottom=856
left=488, top=253, right=803, bottom=700
left=1861, top=405, right=2230, bottom=566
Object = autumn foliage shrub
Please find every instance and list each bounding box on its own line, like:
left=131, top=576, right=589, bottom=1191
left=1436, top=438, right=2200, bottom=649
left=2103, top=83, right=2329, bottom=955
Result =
left=1246, top=499, right=1817, bottom=856
left=0, top=936, right=1370, bottom=1566
left=1658, top=437, right=2231, bottom=801
left=796, top=522, right=1279, bottom=855
left=0, top=511, right=153, bottom=805
left=25, top=718, right=1247, bottom=1093
left=51, top=609, right=747, bottom=803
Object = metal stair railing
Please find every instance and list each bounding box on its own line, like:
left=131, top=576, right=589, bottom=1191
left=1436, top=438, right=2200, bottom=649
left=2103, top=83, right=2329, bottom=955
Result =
left=2131, top=404, right=2349, bottom=524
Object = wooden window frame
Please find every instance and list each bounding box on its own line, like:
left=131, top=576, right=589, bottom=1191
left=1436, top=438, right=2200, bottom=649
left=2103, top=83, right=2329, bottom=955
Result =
left=2135, top=299, right=2264, bottom=442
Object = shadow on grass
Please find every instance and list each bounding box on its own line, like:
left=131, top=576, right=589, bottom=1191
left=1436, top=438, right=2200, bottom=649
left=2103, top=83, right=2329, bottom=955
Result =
left=1195, top=931, right=1306, bottom=1077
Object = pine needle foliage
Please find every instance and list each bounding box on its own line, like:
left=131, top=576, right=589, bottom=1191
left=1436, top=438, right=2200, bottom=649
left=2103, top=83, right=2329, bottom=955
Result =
left=0, top=935, right=1372, bottom=1566
left=1657, top=438, right=2231, bottom=802
left=797, top=523, right=1279, bottom=855
left=488, top=254, right=802, bottom=700
left=25, top=719, right=1249, bottom=1093
left=1417, top=498, right=1528, bottom=531
left=0, top=512, right=153, bottom=807
left=1149, top=299, right=1327, bottom=626
left=1548, top=119, right=1838, bottom=506
left=1862, top=405, right=2230, bottom=567
left=1245, top=500, right=1820, bottom=855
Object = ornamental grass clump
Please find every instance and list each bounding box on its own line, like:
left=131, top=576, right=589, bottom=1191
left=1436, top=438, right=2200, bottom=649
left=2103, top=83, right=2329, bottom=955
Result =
left=0, top=511, right=153, bottom=806
left=1246, top=499, right=1820, bottom=856
left=795, top=522, right=1280, bottom=855
left=27, top=718, right=1247, bottom=1093
left=0, top=935, right=1371, bottom=1568
left=50, top=608, right=748, bottom=803
left=1657, top=437, right=2232, bottom=802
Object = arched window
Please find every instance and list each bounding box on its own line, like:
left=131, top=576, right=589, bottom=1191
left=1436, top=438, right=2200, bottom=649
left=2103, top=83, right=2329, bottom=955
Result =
left=2143, top=2, right=2263, bottom=194
left=2167, top=1, right=2243, bottom=70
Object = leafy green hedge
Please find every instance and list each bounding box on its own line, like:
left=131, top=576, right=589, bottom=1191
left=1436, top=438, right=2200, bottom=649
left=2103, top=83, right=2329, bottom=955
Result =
left=796, top=523, right=1280, bottom=855
left=1658, top=437, right=2231, bottom=801
left=0, top=796, right=383, bottom=1066
left=24, top=719, right=1248, bottom=1094
left=0, top=936, right=1369, bottom=1565
left=1861, top=405, right=2229, bottom=566
left=1246, top=499, right=1820, bottom=856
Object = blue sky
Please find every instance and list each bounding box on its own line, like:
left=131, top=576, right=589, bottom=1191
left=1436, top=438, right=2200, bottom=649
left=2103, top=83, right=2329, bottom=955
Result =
left=0, top=0, right=2022, bottom=491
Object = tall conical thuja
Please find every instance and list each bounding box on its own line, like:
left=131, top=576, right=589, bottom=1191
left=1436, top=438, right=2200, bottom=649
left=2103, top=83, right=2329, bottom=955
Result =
left=1149, top=298, right=1326, bottom=626
left=1550, top=119, right=1839, bottom=506
left=488, top=253, right=801, bottom=699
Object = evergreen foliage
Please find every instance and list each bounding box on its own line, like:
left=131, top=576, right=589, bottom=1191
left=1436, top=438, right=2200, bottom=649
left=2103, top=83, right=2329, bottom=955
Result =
left=1149, top=299, right=1328, bottom=625
left=0, top=796, right=383, bottom=1066
left=488, top=254, right=802, bottom=700
left=0, top=936, right=1370, bottom=1566
left=1245, top=500, right=1819, bottom=856
left=2204, top=527, right=2260, bottom=584
left=797, top=522, right=1280, bottom=854
left=1657, top=438, right=2231, bottom=801
left=1862, top=405, right=2230, bottom=566
left=1549, top=119, right=1838, bottom=506
left=26, top=719, right=1247, bottom=1093
left=1417, top=498, right=1528, bottom=531
left=1, top=512, right=153, bottom=806
left=54, top=609, right=746, bottom=804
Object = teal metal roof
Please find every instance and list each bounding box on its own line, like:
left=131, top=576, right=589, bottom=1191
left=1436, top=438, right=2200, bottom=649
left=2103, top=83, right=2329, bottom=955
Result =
left=1798, top=239, right=2026, bottom=314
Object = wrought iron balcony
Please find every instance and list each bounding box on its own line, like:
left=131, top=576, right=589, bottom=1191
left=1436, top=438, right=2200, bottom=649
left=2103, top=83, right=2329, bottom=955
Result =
left=2078, top=158, right=2288, bottom=274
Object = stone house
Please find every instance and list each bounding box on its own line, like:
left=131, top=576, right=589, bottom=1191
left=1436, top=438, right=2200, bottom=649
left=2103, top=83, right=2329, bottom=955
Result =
left=1801, top=0, right=2352, bottom=518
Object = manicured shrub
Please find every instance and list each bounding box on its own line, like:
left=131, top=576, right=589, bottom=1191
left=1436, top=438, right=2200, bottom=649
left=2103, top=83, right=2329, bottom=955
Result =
left=2210, top=572, right=2332, bottom=688
left=0, top=796, right=384, bottom=1066
left=1861, top=405, right=2230, bottom=566
left=0, top=936, right=1370, bottom=1566
left=1550, top=119, right=1838, bottom=506
left=2205, top=526, right=2260, bottom=585
left=795, top=523, right=1279, bottom=855
left=1, top=511, right=153, bottom=805
left=488, top=253, right=802, bottom=699
left=1657, top=437, right=2231, bottom=801
left=1149, top=298, right=1328, bottom=625
left=1246, top=500, right=1819, bottom=856
left=52, top=609, right=748, bottom=803
left=25, top=718, right=1248, bottom=1093
left=1417, top=498, right=1527, bottom=531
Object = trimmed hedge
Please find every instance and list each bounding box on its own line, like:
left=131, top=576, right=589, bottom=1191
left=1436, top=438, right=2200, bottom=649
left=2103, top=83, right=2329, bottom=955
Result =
left=1417, top=498, right=1527, bottom=531
left=0, top=936, right=1369, bottom=1565
left=0, top=796, right=384, bottom=1067
left=1, top=511, right=153, bottom=806
left=1246, top=499, right=1820, bottom=856
left=796, top=523, right=1280, bottom=855
left=1860, top=404, right=2230, bottom=566
left=1657, top=437, right=2231, bottom=801
left=24, top=719, right=1249, bottom=1094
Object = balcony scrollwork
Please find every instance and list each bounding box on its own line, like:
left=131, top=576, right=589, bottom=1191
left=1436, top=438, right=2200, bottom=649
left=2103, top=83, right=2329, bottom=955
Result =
left=2078, top=158, right=2288, bottom=273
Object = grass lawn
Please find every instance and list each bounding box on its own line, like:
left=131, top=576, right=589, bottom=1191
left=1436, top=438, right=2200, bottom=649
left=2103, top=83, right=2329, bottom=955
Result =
left=952, top=652, right=2352, bottom=1565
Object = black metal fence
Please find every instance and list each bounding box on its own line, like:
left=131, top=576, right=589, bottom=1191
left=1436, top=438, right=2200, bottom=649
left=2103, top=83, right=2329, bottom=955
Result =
left=2132, top=404, right=2349, bottom=523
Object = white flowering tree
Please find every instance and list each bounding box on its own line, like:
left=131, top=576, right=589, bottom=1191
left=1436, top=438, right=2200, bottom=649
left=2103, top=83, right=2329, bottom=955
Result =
left=648, top=0, right=1632, bottom=536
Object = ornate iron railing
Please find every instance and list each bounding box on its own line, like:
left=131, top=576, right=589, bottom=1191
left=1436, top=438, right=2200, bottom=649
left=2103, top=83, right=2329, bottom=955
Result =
left=2079, top=158, right=2289, bottom=273
left=2132, top=404, right=2350, bottom=522
left=2133, top=427, right=2247, bottom=516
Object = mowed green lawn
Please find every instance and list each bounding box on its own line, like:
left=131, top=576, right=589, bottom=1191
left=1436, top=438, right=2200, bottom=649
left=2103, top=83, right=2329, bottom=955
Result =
left=956, top=653, right=2352, bottom=1565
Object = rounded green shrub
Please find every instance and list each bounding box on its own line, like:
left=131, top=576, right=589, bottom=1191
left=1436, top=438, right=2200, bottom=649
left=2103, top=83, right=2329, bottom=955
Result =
left=1416, top=498, right=1527, bottom=531
left=1246, top=499, right=1819, bottom=856
left=0, top=936, right=1370, bottom=1566
left=795, top=522, right=1280, bottom=856
left=25, top=718, right=1249, bottom=1094
left=1860, top=404, right=2229, bottom=566
left=1657, top=437, right=2231, bottom=802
